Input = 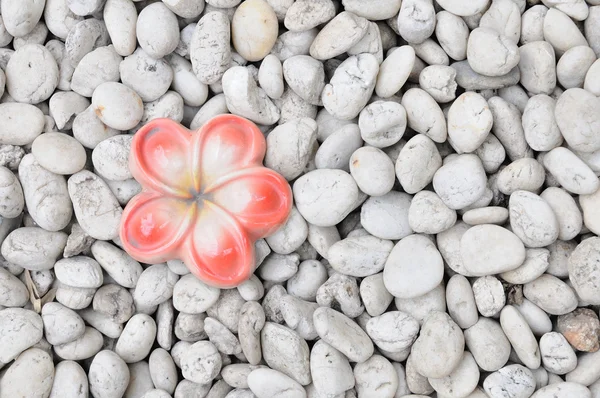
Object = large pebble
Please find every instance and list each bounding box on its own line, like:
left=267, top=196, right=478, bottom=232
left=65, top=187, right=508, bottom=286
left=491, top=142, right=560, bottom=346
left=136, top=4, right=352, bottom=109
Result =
left=31, top=132, right=86, bottom=175
left=518, top=41, right=556, bottom=94
left=569, top=237, right=600, bottom=305
left=134, top=263, right=178, bottom=307
left=522, top=94, right=563, bottom=152
left=509, top=190, right=559, bottom=248
left=231, top=0, right=278, bottom=62
left=411, top=311, right=465, bottom=378
left=375, top=45, right=414, bottom=98
left=540, top=332, right=577, bottom=375
left=397, top=0, right=435, bottom=44
left=543, top=8, right=588, bottom=56
left=433, top=154, right=487, bottom=210
left=190, top=12, right=231, bottom=85
left=136, top=2, right=179, bottom=59
left=5, top=44, right=58, bottom=104
left=500, top=305, right=541, bottom=369
left=531, top=382, right=592, bottom=398
left=464, top=317, right=511, bottom=372
left=322, top=54, right=378, bottom=120
left=261, top=323, right=311, bottom=385
left=18, top=153, right=72, bottom=231
left=120, top=49, right=173, bottom=103
left=90, top=241, right=142, bottom=289
left=540, top=187, right=582, bottom=241
left=555, top=88, right=600, bottom=153
left=1, top=227, right=67, bottom=270
left=68, top=170, right=123, bottom=240
left=366, top=311, right=419, bottom=352
left=523, top=274, right=578, bottom=315
left=92, top=135, right=132, bottom=182
left=328, top=234, right=393, bottom=277
left=248, top=368, right=306, bottom=398
left=88, top=350, right=130, bottom=398
left=395, top=134, right=441, bottom=194
left=383, top=234, right=443, bottom=299
left=402, top=88, right=447, bottom=143
left=446, top=275, right=478, bottom=329
left=49, top=360, right=89, bottom=398
left=0, top=308, right=43, bottom=363
left=313, top=307, right=374, bottom=363
left=358, top=101, right=406, bottom=148
left=497, top=158, right=545, bottom=195
left=265, top=118, right=317, bottom=181
left=448, top=92, right=492, bottom=153
left=284, top=0, right=335, bottom=31
left=315, top=123, right=363, bottom=171
left=115, top=314, right=157, bottom=363
left=41, top=302, right=85, bottom=346
left=360, top=191, right=412, bottom=240
left=70, top=45, right=122, bottom=97
left=543, top=147, right=600, bottom=195
left=349, top=147, right=395, bottom=196
left=488, top=96, right=532, bottom=160
left=103, top=0, right=137, bottom=57
left=0, top=103, right=44, bottom=145
left=0, top=267, right=28, bottom=307
left=467, top=27, right=520, bottom=77
left=484, top=364, right=536, bottom=398
left=309, top=339, right=354, bottom=396
left=0, top=166, right=23, bottom=219
left=354, top=355, right=398, bottom=398
left=0, top=348, right=54, bottom=398
left=429, top=351, right=480, bottom=398
left=293, top=169, right=358, bottom=227
left=91, top=82, right=143, bottom=130
left=310, top=11, right=368, bottom=60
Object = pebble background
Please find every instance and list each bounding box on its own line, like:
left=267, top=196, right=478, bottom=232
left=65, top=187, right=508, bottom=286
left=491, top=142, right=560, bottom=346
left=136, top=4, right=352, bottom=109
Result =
left=0, top=0, right=599, bottom=397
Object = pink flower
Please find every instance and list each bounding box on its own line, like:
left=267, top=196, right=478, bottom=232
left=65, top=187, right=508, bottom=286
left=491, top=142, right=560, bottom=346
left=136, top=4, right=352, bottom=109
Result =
left=120, top=115, right=292, bottom=288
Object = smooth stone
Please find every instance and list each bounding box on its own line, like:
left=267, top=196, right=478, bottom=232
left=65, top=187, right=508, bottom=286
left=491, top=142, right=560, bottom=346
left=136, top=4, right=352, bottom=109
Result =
left=383, top=234, right=444, bottom=299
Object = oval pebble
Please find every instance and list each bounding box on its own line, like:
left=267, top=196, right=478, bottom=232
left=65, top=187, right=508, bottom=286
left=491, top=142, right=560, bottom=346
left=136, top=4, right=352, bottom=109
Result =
left=248, top=368, right=306, bottom=398
left=91, top=82, right=143, bottom=131
left=0, top=308, right=43, bottom=363
left=31, top=132, right=86, bottom=175
left=19, top=153, right=72, bottom=231
left=41, top=302, right=85, bottom=346
left=116, top=314, right=157, bottom=363
left=1, top=227, right=67, bottom=271
left=464, top=317, right=511, bottom=372
left=232, top=0, right=278, bottom=62
left=361, top=191, right=412, bottom=240
left=543, top=147, right=600, bottom=195
left=509, top=190, right=559, bottom=248
left=293, top=169, right=358, bottom=227
left=309, top=339, right=354, bottom=396
left=349, top=146, right=395, bottom=197
left=523, top=274, right=578, bottom=316
left=568, top=237, right=600, bottom=305
left=68, top=170, right=123, bottom=240
left=555, top=88, right=600, bottom=153
left=0, top=348, right=54, bottom=398
left=484, top=364, right=536, bottom=398
left=411, top=311, right=465, bottom=379
left=5, top=44, right=58, bottom=104
left=88, top=350, right=130, bottom=398
left=313, top=307, right=374, bottom=363
left=532, top=382, right=592, bottom=398
left=90, top=241, right=142, bottom=289
left=383, top=234, right=443, bottom=299
left=433, top=154, right=487, bottom=210
left=0, top=103, right=45, bottom=145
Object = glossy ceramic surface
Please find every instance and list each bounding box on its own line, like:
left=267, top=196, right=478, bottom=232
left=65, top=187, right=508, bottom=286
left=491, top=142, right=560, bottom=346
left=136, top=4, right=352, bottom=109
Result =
left=120, top=115, right=293, bottom=288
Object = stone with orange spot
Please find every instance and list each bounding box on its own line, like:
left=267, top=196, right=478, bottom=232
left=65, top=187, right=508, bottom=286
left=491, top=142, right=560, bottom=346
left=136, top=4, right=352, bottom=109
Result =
left=557, top=308, right=600, bottom=352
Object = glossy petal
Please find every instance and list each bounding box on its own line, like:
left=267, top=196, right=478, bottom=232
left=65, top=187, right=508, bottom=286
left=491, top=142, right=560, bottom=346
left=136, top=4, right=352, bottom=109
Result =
left=130, top=118, right=194, bottom=197
left=209, top=167, right=293, bottom=239
left=120, top=192, right=195, bottom=264
left=182, top=202, right=254, bottom=288
left=192, top=114, right=266, bottom=190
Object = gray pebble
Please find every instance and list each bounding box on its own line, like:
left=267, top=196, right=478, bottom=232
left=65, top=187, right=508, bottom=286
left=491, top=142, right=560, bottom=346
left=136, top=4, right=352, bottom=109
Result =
left=0, top=308, right=43, bottom=363
left=53, top=326, right=103, bottom=360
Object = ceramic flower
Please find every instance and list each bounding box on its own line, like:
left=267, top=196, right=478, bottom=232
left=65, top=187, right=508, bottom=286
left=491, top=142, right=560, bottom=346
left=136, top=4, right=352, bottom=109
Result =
left=120, top=115, right=293, bottom=288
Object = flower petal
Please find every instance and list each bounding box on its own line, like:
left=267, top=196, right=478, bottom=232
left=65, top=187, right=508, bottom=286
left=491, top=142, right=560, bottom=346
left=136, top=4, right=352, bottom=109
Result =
left=208, top=167, right=293, bottom=239
left=120, top=192, right=195, bottom=264
left=182, top=202, right=254, bottom=288
left=130, top=118, right=194, bottom=197
left=191, top=114, right=266, bottom=190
